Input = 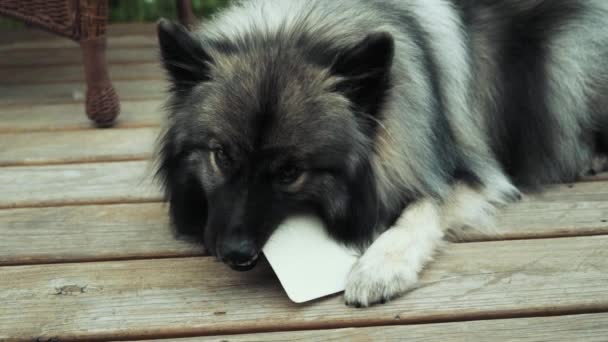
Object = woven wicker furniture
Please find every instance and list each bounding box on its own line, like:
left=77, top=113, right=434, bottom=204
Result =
left=0, top=0, right=195, bottom=127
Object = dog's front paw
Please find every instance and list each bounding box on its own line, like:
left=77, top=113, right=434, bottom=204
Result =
left=344, top=252, right=419, bottom=308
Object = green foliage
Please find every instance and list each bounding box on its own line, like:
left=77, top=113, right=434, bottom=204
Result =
left=108, top=0, right=231, bottom=22
left=0, top=17, right=22, bottom=28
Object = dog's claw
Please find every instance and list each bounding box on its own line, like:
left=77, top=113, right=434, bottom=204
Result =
left=345, top=300, right=364, bottom=308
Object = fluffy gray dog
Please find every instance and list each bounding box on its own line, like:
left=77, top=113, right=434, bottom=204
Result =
left=155, top=0, right=608, bottom=307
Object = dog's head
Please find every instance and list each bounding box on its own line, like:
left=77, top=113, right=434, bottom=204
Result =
left=156, top=19, right=394, bottom=271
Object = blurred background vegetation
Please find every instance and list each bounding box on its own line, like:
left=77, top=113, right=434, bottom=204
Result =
left=0, top=0, right=231, bottom=28
left=108, top=0, right=229, bottom=22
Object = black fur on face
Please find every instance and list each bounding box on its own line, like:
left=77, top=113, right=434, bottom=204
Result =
left=156, top=19, right=395, bottom=270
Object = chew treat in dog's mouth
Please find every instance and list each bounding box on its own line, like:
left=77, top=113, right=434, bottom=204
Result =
left=263, top=215, right=359, bottom=303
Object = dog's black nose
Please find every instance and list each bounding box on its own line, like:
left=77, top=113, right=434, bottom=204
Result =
left=219, top=237, right=259, bottom=272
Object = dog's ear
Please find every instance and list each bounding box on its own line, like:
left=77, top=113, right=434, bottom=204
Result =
left=157, top=18, right=212, bottom=94
left=331, top=32, right=394, bottom=117
left=156, top=130, right=208, bottom=240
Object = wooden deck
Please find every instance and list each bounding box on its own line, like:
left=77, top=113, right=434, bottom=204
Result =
left=1, top=24, right=608, bottom=342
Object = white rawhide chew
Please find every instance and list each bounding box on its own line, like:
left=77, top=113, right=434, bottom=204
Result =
left=263, top=215, right=358, bottom=303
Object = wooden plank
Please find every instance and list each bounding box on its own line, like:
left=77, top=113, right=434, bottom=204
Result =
left=0, top=34, right=158, bottom=51
left=0, top=127, right=159, bottom=166
left=0, top=161, right=162, bottom=209
left=0, top=100, right=163, bottom=133
left=0, top=80, right=166, bottom=106
left=530, top=182, right=608, bottom=202
left=465, top=181, right=608, bottom=241
left=0, top=24, right=156, bottom=48
left=0, top=180, right=606, bottom=265
left=0, top=236, right=606, bottom=340
left=0, top=46, right=159, bottom=67
left=142, top=313, right=608, bottom=342
left=488, top=199, right=608, bottom=241
left=0, top=63, right=163, bottom=84
left=0, top=203, right=204, bottom=266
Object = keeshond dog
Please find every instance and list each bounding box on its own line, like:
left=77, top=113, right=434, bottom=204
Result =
left=155, top=0, right=608, bottom=307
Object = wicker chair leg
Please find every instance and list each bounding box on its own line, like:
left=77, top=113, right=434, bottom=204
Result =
left=176, top=0, right=197, bottom=28
left=80, top=37, right=120, bottom=127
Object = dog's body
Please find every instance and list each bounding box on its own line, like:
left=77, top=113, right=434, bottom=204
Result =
left=156, top=0, right=608, bottom=306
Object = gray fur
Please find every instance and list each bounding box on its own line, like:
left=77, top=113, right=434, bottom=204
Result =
left=156, top=0, right=608, bottom=305
left=179, top=0, right=608, bottom=214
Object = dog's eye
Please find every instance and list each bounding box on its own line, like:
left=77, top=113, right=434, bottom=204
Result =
left=212, top=148, right=232, bottom=169
left=277, top=164, right=302, bottom=185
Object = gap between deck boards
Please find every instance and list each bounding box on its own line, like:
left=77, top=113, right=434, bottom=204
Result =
left=2, top=231, right=608, bottom=268
left=2, top=236, right=607, bottom=340
left=2, top=186, right=608, bottom=266
left=112, top=313, right=608, bottom=342
left=82, top=309, right=608, bottom=342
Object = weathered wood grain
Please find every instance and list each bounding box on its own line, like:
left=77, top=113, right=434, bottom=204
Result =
left=0, top=63, right=163, bottom=84
left=528, top=182, right=608, bottom=202
left=0, top=193, right=605, bottom=267
left=0, top=100, right=163, bottom=133
left=0, top=80, right=166, bottom=105
left=0, top=236, right=606, bottom=341
left=0, top=203, right=206, bottom=266
left=0, top=34, right=157, bottom=51
left=0, top=34, right=158, bottom=51
left=0, top=24, right=156, bottom=49
left=490, top=200, right=608, bottom=240
left=0, top=179, right=606, bottom=264
left=0, top=161, right=162, bottom=209
left=0, top=46, right=159, bottom=67
left=0, top=127, right=158, bottom=166
left=142, top=313, right=608, bottom=342
left=467, top=182, right=608, bottom=241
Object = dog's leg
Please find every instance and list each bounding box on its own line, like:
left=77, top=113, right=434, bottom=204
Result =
left=344, top=176, right=520, bottom=307
left=344, top=198, right=443, bottom=307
